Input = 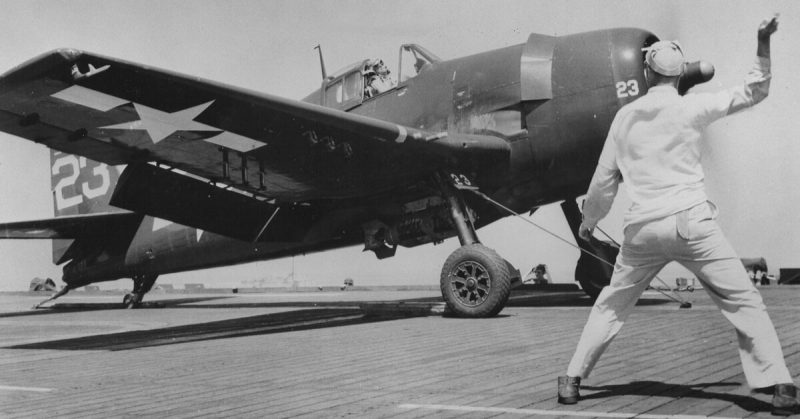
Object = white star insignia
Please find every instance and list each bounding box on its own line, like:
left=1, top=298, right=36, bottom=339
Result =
left=101, top=101, right=220, bottom=143
left=52, top=86, right=267, bottom=152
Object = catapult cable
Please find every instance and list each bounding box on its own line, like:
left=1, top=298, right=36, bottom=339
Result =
left=466, top=188, right=691, bottom=307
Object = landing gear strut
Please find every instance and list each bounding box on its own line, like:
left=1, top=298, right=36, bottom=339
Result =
left=437, top=175, right=518, bottom=317
left=123, top=274, right=158, bottom=309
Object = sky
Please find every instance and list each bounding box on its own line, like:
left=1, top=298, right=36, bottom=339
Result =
left=0, top=0, right=798, bottom=291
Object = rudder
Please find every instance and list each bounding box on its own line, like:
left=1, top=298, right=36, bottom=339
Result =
left=50, top=150, right=123, bottom=217
left=50, top=150, right=124, bottom=264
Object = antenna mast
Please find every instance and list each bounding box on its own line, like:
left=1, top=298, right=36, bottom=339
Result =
left=314, top=45, right=327, bottom=81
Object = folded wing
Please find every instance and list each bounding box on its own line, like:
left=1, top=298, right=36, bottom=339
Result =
left=0, top=49, right=508, bottom=205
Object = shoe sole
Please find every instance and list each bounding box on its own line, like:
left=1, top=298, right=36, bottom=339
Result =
left=558, top=396, right=578, bottom=405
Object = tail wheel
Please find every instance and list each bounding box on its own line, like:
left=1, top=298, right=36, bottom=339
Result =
left=440, top=244, right=511, bottom=318
left=122, top=293, right=140, bottom=309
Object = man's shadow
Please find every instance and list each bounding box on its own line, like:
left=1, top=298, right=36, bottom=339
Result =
left=581, top=381, right=772, bottom=414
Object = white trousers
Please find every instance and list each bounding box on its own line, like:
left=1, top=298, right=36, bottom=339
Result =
left=566, top=202, right=793, bottom=388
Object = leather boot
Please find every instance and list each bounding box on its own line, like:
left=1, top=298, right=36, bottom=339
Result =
left=557, top=375, right=581, bottom=404
left=772, top=383, right=800, bottom=416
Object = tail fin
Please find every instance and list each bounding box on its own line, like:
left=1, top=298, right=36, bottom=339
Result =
left=50, top=150, right=124, bottom=263
left=50, top=150, right=123, bottom=217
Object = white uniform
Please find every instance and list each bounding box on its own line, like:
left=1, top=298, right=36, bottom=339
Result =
left=568, top=57, right=794, bottom=389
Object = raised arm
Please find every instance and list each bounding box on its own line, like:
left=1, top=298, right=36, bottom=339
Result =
left=730, top=14, right=779, bottom=113
left=697, top=15, right=780, bottom=125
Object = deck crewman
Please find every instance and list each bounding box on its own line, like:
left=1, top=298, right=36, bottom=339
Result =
left=557, top=14, right=800, bottom=416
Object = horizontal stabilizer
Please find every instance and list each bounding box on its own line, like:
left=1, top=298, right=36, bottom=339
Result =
left=0, top=212, right=141, bottom=239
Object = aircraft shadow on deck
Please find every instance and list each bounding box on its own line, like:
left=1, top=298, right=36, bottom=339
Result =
left=3, top=291, right=677, bottom=351
left=0, top=297, right=232, bottom=319
left=1, top=289, right=675, bottom=321
left=156, top=292, right=674, bottom=309
left=506, top=291, right=674, bottom=308
left=5, top=307, right=404, bottom=352
left=581, top=381, right=772, bottom=414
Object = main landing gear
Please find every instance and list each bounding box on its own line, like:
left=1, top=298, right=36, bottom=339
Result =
left=123, top=274, right=158, bottom=309
left=437, top=175, right=520, bottom=317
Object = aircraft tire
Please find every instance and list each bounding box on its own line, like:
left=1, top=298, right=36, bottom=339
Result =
left=575, top=259, right=611, bottom=301
left=123, top=293, right=134, bottom=309
left=574, top=236, right=617, bottom=301
left=440, top=244, right=511, bottom=318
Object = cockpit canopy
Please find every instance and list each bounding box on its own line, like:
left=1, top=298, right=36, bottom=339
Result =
left=398, top=44, right=440, bottom=82
left=317, top=44, right=440, bottom=110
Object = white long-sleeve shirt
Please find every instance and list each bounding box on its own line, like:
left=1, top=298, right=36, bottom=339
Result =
left=582, top=57, right=772, bottom=229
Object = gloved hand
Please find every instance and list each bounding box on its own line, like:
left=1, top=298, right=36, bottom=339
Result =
left=758, top=14, right=779, bottom=41
left=757, top=14, right=779, bottom=58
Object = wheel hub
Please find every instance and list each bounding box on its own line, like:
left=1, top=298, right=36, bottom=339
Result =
left=466, top=277, right=477, bottom=289
left=449, top=261, right=490, bottom=307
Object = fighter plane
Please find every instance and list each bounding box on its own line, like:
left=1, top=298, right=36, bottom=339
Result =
left=0, top=27, right=712, bottom=317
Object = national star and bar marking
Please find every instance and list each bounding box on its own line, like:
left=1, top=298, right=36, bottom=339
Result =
left=101, top=101, right=218, bottom=144
left=51, top=85, right=265, bottom=153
